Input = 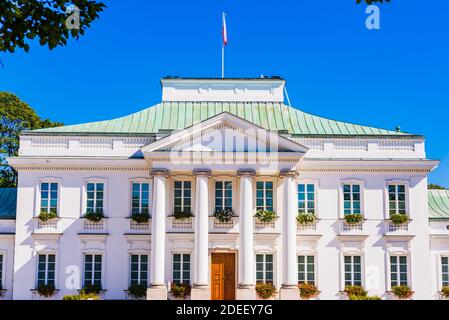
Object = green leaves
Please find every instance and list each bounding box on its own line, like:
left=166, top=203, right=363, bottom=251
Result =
left=0, top=0, right=106, bottom=53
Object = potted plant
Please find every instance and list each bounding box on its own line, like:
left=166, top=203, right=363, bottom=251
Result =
left=128, top=283, right=147, bottom=299
left=171, top=283, right=191, bottom=299
left=297, top=212, right=317, bottom=225
left=38, top=210, right=57, bottom=222
left=63, top=289, right=100, bottom=300
left=174, top=208, right=193, bottom=220
left=344, top=213, right=363, bottom=225
left=37, top=283, right=56, bottom=297
left=131, top=212, right=150, bottom=224
left=255, top=209, right=276, bottom=223
left=255, top=282, right=276, bottom=300
left=349, top=295, right=382, bottom=300
left=389, top=213, right=409, bottom=226
left=85, top=209, right=104, bottom=222
left=441, top=286, right=449, bottom=299
left=214, top=208, right=234, bottom=223
left=82, top=283, right=102, bottom=295
left=298, top=282, right=319, bottom=300
left=344, top=285, right=366, bottom=299
left=391, top=285, right=413, bottom=300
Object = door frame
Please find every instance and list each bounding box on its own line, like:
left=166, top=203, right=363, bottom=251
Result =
left=210, top=250, right=237, bottom=300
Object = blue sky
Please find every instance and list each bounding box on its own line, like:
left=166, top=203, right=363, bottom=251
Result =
left=1, top=0, right=448, bottom=185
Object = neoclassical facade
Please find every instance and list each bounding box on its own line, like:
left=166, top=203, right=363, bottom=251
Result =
left=1, top=77, right=448, bottom=300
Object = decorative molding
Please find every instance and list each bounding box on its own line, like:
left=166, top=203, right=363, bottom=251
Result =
left=192, top=169, right=212, bottom=177
left=150, top=168, right=170, bottom=177
left=237, top=169, right=256, bottom=177
left=279, top=169, right=297, bottom=177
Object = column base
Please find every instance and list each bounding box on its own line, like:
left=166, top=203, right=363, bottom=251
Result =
left=236, top=285, right=257, bottom=300
left=147, top=285, right=167, bottom=300
left=190, top=285, right=210, bottom=300
left=279, top=285, right=300, bottom=300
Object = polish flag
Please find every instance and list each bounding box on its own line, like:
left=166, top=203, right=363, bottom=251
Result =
left=222, top=13, right=228, bottom=46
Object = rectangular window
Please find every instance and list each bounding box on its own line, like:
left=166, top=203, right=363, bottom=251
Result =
left=84, top=254, right=102, bottom=287
left=86, top=183, right=104, bottom=214
left=40, top=182, right=58, bottom=214
left=132, top=183, right=150, bottom=215
left=442, top=257, right=449, bottom=287
left=0, top=254, right=3, bottom=289
left=390, top=255, right=408, bottom=287
left=215, top=181, right=232, bottom=211
left=343, top=184, right=361, bottom=215
left=344, top=255, right=362, bottom=286
left=37, top=254, right=56, bottom=287
left=298, top=184, right=315, bottom=215
left=298, top=255, right=315, bottom=284
left=388, top=185, right=406, bottom=216
left=130, top=254, right=148, bottom=286
left=256, top=254, right=274, bottom=284
left=174, top=181, right=191, bottom=214
left=172, top=253, right=190, bottom=285
left=256, top=181, right=274, bottom=212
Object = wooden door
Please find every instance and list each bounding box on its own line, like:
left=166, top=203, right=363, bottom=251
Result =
left=211, top=253, right=235, bottom=300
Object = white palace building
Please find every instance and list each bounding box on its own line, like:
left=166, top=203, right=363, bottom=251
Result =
left=1, top=77, right=449, bottom=300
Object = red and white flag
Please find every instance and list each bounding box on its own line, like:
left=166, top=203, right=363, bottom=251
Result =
left=222, top=13, right=228, bottom=46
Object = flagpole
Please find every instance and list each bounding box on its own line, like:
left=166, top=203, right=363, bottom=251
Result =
left=222, top=12, right=225, bottom=79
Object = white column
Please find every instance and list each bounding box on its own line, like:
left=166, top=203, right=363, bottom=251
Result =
left=148, top=169, right=168, bottom=300
left=191, top=169, right=211, bottom=299
left=280, top=169, right=300, bottom=300
left=237, top=169, right=256, bottom=299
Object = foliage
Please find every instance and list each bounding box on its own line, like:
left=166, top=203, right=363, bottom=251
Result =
left=255, top=210, right=276, bottom=223
left=441, top=286, right=449, bottom=298
left=428, top=184, right=447, bottom=190
left=298, top=282, right=319, bottom=300
left=345, top=285, right=367, bottom=297
left=62, top=289, right=100, bottom=300
left=37, top=283, right=56, bottom=297
left=0, top=92, right=63, bottom=187
left=389, top=213, right=409, bottom=225
left=38, top=210, right=57, bottom=221
left=171, top=283, right=191, bottom=298
left=173, top=208, right=193, bottom=220
left=82, top=284, right=102, bottom=294
left=85, top=210, right=103, bottom=222
left=356, top=0, right=391, bottom=4
left=0, top=0, right=105, bottom=53
left=349, top=294, right=382, bottom=300
left=392, top=285, right=413, bottom=299
left=344, top=213, right=363, bottom=225
left=297, top=212, right=317, bottom=225
left=128, top=283, right=147, bottom=299
left=131, top=213, right=150, bottom=224
left=255, top=282, right=276, bottom=300
left=214, top=208, right=234, bottom=223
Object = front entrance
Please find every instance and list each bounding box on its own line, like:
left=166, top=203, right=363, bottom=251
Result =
left=211, top=253, right=236, bottom=300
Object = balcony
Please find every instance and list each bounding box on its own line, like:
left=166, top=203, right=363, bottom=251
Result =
left=337, top=219, right=368, bottom=239
left=79, top=218, right=108, bottom=234
left=129, top=219, right=151, bottom=231
left=254, top=218, right=278, bottom=233
left=297, top=220, right=321, bottom=239
left=384, top=220, right=414, bottom=240
left=33, top=217, right=61, bottom=235
left=168, top=216, right=194, bottom=232
left=209, top=217, right=239, bottom=233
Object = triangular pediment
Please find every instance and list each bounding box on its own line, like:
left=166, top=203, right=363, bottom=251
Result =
left=141, top=112, right=308, bottom=154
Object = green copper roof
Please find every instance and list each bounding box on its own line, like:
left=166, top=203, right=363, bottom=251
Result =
left=0, top=188, right=17, bottom=220
left=30, top=102, right=413, bottom=136
left=429, top=189, right=449, bottom=220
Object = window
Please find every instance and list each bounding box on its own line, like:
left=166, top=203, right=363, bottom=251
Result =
left=343, top=184, right=361, bottom=215
left=86, top=183, right=104, bottom=214
left=442, top=257, right=449, bottom=287
left=132, top=183, right=150, bottom=215
left=298, top=255, right=315, bottom=284
left=256, top=254, right=273, bottom=284
left=390, top=256, right=408, bottom=287
left=344, top=255, right=362, bottom=286
left=256, top=181, right=273, bottom=212
left=174, top=181, right=191, bottom=214
left=84, top=254, right=102, bottom=288
left=0, top=254, right=3, bottom=290
left=130, top=254, right=148, bottom=286
left=215, top=181, right=232, bottom=211
left=298, top=184, right=315, bottom=214
left=37, top=254, right=56, bottom=287
left=388, top=185, right=406, bottom=216
left=40, top=182, right=58, bottom=214
left=172, top=253, right=190, bottom=285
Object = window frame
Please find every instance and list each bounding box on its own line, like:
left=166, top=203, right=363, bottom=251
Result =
left=255, top=180, right=275, bottom=212
left=384, top=180, right=410, bottom=219
left=130, top=180, right=152, bottom=216
left=340, top=180, right=365, bottom=218
left=86, top=182, right=105, bottom=214
left=214, top=180, right=233, bottom=212
left=36, top=178, right=61, bottom=217
left=35, top=252, right=57, bottom=288
left=342, top=254, right=363, bottom=288
left=81, top=178, right=108, bottom=217
left=298, top=254, right=316, bottom=285
left=388, top=254, right=410, bottom=289
left=172, top=252, right=191, bottom=285
left=83, top=253, right=104, bottom=288
left=440, top=255, right=449, bottom=289
left=297, top=180, right=318, bottom=216
left=255, top=253, right=274, bottom=284
left=129, top=253, right=149, bottom=286
left=0, top=252, right=4, bottom=290
left=173, top=180, right=193, bottom=214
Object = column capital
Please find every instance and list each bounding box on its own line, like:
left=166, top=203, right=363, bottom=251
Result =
left=279, top=169, right=298, bottom=178
left=237, top=169, right=256, bottom=177
left=193, top=169, right=212, bottom=177
left=150, top=168, right=170, bottom=177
